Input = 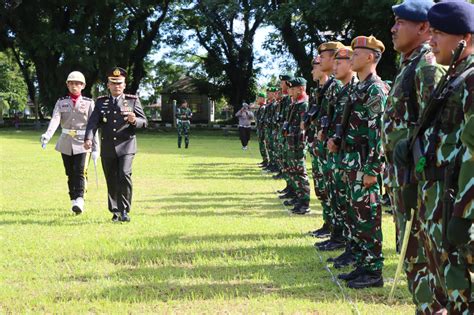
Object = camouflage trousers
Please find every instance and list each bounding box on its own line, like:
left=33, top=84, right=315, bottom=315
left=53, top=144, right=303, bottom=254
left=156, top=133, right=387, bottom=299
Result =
left=257, top=129, right=268, bottom=163
left=344, top=170, right=383, bottom=272
left=313, top=141, right=331, bottom=227
left=177, top=120, right=190, bottom=146
left=389, top=186, right=445, bottom=314
left=265, top=127, right=277, bottom=166
left=277, top=131, right=291, bottom=187
left=286, top=148, right=310, bottom=204
left=419, top=180, right=473, bottom=314
left=326, top=153, right=348, bottom=237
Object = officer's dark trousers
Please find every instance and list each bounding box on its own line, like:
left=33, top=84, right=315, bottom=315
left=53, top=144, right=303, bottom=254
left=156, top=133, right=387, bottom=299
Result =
left=101, top=154, right=134, bottom=213
left=239, top=126, right=251, bottom=147
left=61, top=153, right=88, bottom=200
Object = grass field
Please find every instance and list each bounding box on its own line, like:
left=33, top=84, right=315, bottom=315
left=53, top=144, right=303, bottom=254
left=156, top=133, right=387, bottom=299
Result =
left=0, top=128, right=414, bottom=314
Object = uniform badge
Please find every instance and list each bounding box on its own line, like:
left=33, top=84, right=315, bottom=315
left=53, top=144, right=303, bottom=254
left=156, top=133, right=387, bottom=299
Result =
left=113, top=68, right=121, bottom=76
left=103, top=117, right=107, bottom=123
left=367, top=94, right=382, bottom=114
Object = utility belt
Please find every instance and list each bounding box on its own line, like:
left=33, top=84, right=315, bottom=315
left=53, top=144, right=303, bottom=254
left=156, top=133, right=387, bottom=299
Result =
left=62, top=128, right=86, bottom=137
left=177, top=119, right=190, bottom=123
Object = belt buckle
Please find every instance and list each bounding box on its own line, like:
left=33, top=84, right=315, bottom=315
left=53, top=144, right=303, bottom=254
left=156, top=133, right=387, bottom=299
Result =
left=68, top=130, right=77, bottom=137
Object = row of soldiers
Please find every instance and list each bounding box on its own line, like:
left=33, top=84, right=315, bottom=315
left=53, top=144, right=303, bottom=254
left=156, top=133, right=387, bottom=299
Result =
left=256, top=0, right=473, bottom=313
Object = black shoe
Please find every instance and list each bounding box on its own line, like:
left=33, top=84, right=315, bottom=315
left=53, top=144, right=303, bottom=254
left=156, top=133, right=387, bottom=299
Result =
left=318, top=240, right=346, bottom=251
left=334, top=254, right=356, bottom=269
left=279, top=191, right=295, bottom=199
left=120, top=211, right=130, bottom=222
left=347, top=270, right=384, bottom=289
left=292, top=206, right=311, bottom=215
left=283, top=198, right=298, bottom=207
left=338, top=267, right=365, bottom=281
left=277, top=187, right=290, bottom=194
left=111, top=212, right=120, bottom=222
left=312, top=224, right=331, bottom=239
left=185, top=142, right=189, bottom=149
left=314, top=239, right=331, bottom=248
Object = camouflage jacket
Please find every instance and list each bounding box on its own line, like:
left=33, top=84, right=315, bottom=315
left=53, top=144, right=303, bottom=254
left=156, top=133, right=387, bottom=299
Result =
left=382, top=43, right=445, bottom=187
left=418, top=54, right=474, bottom=219
left=316, top=76, right=342, bottom=133
left=256, top=104, right=266, bottom=130
left=341, top=73, right=389, bottom=175
left=327, top=76, right=357, bottom=139
left=176, top=107, right=192, bottom=121
left=286, top=95, right=309, bottom=150
left=263, top=101, right=275, bottom=130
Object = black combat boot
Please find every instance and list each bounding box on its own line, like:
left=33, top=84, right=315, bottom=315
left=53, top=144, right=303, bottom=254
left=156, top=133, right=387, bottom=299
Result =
left=279, top=191, right=296, bottom=199
left=178, top=137, right=182, bottom=148
left=319, top=229, right=345, bottom=251
left=111, top=211, right=120, bottom=222
left=272, top=172, right=283, bottom=179
left=185, top=138, right=189, bottom=149
left=120, top=210, right=131, bottom=222
left=291, top=202, right=310, bottom=215
left=312, top=223, right=331, bottom=239
left=347, top=270, right=384, bottom=289
left=337, top=267, right=365, bottom=281
left=277, top=186, right=290, bottom=194
left=283, top=198, right=298, bottom=207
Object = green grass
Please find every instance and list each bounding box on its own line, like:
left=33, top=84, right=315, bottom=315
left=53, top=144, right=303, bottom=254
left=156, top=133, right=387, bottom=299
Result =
left=0, top=128, right=414, bottom=314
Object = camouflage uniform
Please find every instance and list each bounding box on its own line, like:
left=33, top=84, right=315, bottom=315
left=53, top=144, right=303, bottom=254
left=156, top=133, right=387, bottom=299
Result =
left=256, top=104, right=268, bottom=164
left=264, top=102, right=277, bottom=168
left=175, top=106, right=192, bottom=148
left=285, top=95, right=310, bottom=206
left=382, top=43, right=446, bottom=313
left=415, top=53, right=474, bottom=314
left=340, top=73, right=389, bottom=272
left=278, top=94, right=292, bottom=186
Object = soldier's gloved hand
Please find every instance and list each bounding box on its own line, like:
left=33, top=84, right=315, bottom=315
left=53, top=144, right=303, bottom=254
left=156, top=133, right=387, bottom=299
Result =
left=91, top=151, right=99, bottom=163
left=447, top=216, right=472, bottom=247
left=40, top=133, right=50, bottom=144
left=393, top=138, right=412, bottom=167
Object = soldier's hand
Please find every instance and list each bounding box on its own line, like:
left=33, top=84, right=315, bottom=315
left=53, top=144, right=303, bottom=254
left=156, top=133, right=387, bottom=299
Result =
left=363, top=175, right=378, bottom=189
left=327, top=138, right=339, bottom=153
left=84, top=139, right=92, bottom=150
left=125, top=112, right=136, bottom=125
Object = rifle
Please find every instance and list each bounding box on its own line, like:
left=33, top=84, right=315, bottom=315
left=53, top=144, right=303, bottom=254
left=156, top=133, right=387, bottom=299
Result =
left=334, top=76, right=356, bottom=148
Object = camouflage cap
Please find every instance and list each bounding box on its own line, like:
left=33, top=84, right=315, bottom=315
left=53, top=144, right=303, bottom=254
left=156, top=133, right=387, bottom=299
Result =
left=317, top=41, right=345, bottom=54
left=287, top=77, right=307, bottom=88
left=335, top=46, right=353, bottom=60
left=351, top=35, right=385, bottom=53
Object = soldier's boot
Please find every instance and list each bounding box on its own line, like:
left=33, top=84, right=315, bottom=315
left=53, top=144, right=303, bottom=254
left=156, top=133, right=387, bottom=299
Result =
left=337, top=267, right=365, bottom=281
left=185, top=139, right=189, bottom=149
left=328, top=245, right=350, bottom=262
left=111, top=210, right=120, bottom=222
left=291, top=201, right=310, bottom=215
left=272, top=172, right=283, bottom=180
left=318, top=235, right=345, bottom=251
left=347, top=270, right=383, bottom=289
left=312, top=223, right=331, bottom=239
left=279, top=191, right=296, bottom=199
left=277, top=185, right=290, bottom=194
left=314, top=239, right=331, bottom=248
left=333, top=253, right=356, bottom=269
left=283, top=198, right=298, bottom=207
left=178, top=137, right=182, bottom=148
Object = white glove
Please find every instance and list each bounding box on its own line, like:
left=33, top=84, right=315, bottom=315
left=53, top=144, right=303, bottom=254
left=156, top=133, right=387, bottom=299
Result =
left=40, top=133, right=50, bottom=148
left=91, top=151, right=100, bottom=163
left=469, top=224, right=474, bottom=242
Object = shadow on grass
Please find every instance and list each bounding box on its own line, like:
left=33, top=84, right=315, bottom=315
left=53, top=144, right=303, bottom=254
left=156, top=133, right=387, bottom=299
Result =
left=183, top=162, right=267, bottom=180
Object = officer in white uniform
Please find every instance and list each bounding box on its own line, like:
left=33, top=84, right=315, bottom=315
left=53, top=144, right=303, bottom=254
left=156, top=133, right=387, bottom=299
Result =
left=41, top=71, right=99, bottom=214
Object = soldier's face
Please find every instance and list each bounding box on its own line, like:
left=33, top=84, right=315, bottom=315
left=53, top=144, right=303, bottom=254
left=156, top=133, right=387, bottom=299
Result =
left=311, top=64, right=322, bottom=81
left=66, top=81, right=85, bottom=95
left=334, top=59, right=352, bottom=81
left=429, top=28, right=465, bottom=65
left=351, top=49, right=370, bottom=72
left=107, top=80, right=126, bottom=97
left=391, top=18, right=424, bottom=53
left=319, top=51, right=335, bottom=73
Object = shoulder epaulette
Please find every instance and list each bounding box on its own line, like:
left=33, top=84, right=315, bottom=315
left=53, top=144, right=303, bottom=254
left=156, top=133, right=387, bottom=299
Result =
left=58, top=96, right=69, bottom=101
left=82, top=96, right=93, bottom=101
left=124, top=94, right=138, bottom=99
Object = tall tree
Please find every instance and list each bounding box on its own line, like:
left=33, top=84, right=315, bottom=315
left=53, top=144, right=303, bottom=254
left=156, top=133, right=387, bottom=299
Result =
left=176, top=0, right=268, bottom=114
left=0, top=0, right=170, bottom=114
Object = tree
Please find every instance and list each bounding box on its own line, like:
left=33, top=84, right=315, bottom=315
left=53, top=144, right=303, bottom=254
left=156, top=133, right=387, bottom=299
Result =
left=175, top=0, right=269, bottom=115
left=0, top=0, right=170, bottom=114
left=0, top=51, right=28, bottom=114
left=266, top=0, right=397, bottom=85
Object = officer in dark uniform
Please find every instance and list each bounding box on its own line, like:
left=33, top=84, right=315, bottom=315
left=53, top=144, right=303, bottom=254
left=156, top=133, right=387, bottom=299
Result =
left=84, top=67, right=148, bottom=222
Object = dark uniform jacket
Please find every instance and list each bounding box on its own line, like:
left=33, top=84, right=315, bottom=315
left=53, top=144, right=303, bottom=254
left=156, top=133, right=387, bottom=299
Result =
left=85, top=94, right=147, bottom=157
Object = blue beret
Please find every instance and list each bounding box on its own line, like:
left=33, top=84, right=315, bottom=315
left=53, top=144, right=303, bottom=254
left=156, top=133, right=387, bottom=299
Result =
left=392, top=0, right=435, bottom=22
left=428, top=1, right=474, bottom=35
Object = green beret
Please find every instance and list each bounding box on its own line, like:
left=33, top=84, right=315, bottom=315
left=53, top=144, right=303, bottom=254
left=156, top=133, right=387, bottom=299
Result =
left=279, top=73, right=294, bottom=81
left=287, top=77, right=307, bottom=88
left=257, top=92, right=267, bottom=98
left=266, top=86, right=279, bottom=92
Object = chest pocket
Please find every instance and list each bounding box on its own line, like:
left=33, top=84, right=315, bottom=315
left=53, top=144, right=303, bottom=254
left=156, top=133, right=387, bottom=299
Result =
left=439, top=94, right=464, bottom=135
left=59, top=104, right=71, bottom=113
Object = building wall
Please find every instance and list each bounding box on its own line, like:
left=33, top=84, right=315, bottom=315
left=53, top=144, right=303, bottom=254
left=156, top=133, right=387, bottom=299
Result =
left=161, top=93, right=210, bottom=123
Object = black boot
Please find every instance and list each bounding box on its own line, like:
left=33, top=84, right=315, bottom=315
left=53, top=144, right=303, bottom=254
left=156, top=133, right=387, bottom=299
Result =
left=277, top=186, right=290, bottom=194
left=347, top=270, right=384, bottom=289
left=312, top=223, right=331, bottom=239
left=318, top=238, right=345, bottom=251
left=272, top=172, right=283, bottom=180
left=333, top=253, right=356, bottom=269
left=178, top=137, right=182, bottom=148
left=337, top=267, right=365, bottom=281
left=314, top=239, right=331, bottom=248
left=279, top=191, right=295, bottom=199
left=291, top=202, right=310, bottom=215
left=283, top=198, right=298, bottom=207
left=185, top=139, right=189, bottom=149
left=120, top=210, right=130, bottom=222
left=111, top=211, right=120, bottom=222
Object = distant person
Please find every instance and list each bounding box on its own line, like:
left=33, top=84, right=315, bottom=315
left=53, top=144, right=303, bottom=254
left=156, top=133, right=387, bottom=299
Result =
left=175, top=100, right=193, bottom=148
left=84, top=67, right=147, bottom=222
left=40, top=71, right=99, bottom=215
left=235, top=102, right=254, bottom=150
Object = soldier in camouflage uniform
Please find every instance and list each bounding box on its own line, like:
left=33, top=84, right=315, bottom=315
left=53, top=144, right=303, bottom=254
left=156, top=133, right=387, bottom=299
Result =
left=309, top=42, right=345, bottom=241
left=256, top=92, right=268, bottom=167
left=398, top=2, right=474, bottom=313
left=263, top=90, right=278, bottom=172
left=383, top=0, right=447, bottom=312
left=176, top=100, right=193, bottom=149
left=284, top=77, right=311, bottom=214
left=270, top=86, right=284, bottom=179
left=329, top=36, right=389, bottom=289
left=277, top=74, right=296, bottom=199
left=322, top=47, right=359, bottom=259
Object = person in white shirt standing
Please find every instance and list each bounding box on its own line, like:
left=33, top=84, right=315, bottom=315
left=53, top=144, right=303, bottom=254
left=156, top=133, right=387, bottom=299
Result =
left=40, top=71, right=99, bottom=215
